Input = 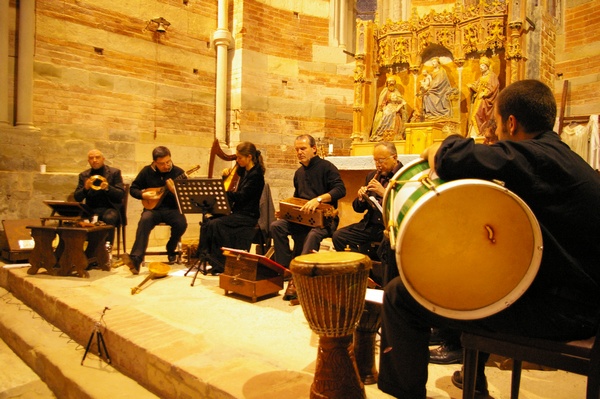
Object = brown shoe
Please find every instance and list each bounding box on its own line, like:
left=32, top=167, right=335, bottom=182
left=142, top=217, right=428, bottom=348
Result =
left=283, top=279, right=297, bottom=301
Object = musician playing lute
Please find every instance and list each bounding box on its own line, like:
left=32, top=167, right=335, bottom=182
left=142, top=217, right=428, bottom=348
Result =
left=127, top=146, right=188, bottom=274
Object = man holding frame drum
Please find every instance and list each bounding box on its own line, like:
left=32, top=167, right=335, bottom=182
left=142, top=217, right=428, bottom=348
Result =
left=377, top=80, right=600, bottom=398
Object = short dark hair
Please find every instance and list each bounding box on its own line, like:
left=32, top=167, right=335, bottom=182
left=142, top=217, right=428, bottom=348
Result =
left=152, top=146, right=171, bottom=161
left=496, top=79, right=556, bottom=133
left=296, top=134, right=316, bottom=147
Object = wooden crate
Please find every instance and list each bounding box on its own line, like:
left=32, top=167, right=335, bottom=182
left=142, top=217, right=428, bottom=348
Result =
left=219, top=248, right=287, bottom=302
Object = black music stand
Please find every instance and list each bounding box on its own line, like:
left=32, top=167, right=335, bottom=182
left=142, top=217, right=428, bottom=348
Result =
left=174, top=179, right=231, bottom=286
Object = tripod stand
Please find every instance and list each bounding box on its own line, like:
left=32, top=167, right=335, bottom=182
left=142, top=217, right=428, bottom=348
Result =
left=174, top=178, right=231, bottom=287
left=81, top=307, right=111, bottom=365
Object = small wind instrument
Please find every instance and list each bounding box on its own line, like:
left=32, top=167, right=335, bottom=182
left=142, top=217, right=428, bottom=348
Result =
left=142, top=165, right=200, bottom=210
left=361, top=170, right=381, bottom=208
left=89, top=175, right=108, bottom=190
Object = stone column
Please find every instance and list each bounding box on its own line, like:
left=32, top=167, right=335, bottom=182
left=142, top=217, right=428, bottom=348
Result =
left=16, top=0, right=37, bottom=129
left=339, top=0, right=347, bottom=49
left=213, top=0, right=232, bottom=145
left=0, top=0, right=9, bottom=125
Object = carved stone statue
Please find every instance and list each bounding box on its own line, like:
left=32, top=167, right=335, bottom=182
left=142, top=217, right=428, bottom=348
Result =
left=369, top=77, right=407, bottom=141
left=467, top=56, right=499, bottom=137
left=421, top=57, right=453, bottom=119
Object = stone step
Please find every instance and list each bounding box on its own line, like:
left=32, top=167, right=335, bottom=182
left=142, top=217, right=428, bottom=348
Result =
left=0, top=286, right=159, bottom=399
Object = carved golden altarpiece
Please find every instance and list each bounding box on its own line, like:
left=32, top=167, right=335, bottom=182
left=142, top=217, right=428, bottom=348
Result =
left=351, top=1, right=528, bottom=155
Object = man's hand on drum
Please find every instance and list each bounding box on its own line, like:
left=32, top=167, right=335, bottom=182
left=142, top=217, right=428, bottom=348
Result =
left=421, top=142, right=442, bottom=171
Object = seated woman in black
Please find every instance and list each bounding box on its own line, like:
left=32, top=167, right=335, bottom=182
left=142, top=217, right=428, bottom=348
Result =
left=198, top=141, right=266, bottom=275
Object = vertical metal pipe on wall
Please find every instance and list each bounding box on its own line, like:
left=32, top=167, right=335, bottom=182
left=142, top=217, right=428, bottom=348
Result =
left=213, top=0, right=232, bottom=144
left=15, top=0, right=36, bottom=129
left=0, top=0, right=9, bottom=125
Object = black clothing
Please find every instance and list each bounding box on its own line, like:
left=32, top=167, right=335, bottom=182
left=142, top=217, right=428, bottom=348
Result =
left=129, top=164, right=187, bottom=261
left=332, top=163, right=402, bottom=253
left=292, top=156, right=346, bottom=207
left=379, top=132, right=600, bottom=399
left=199, top=165, right=265, bottom=272
left=271, top=156, right=346, bottom=268
left=74, top=165, right=124, bottom=243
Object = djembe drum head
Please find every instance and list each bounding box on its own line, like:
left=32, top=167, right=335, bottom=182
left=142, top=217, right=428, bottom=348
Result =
left=396, top=179, right=543, bottom=320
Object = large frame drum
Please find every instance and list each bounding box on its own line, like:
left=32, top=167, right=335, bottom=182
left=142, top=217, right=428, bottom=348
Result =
left=382, top=159, right=543, bottom=320
left=290, top=251, right=371, bottom=399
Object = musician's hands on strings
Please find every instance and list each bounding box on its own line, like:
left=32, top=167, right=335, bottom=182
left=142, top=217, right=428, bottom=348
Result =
left=300, top=194, right=331, bottom=213
left=222, top=167, right=233, bottom=178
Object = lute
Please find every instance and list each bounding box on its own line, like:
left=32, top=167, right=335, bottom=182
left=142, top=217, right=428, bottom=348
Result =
left=142, top=165, right=200, bottom=210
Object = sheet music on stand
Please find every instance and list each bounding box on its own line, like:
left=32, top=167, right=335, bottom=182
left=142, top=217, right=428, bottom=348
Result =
left=174, top=178, right=231, bottom=216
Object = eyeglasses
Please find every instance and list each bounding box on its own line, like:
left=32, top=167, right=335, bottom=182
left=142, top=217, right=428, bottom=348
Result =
left=374, top=156, right=394, bottom=164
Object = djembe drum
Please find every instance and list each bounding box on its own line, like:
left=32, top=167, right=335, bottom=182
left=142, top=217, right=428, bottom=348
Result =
left=382, top=158, right=543, bottom=319
left=353, top=288, right=383, bottom=385
left=290, top=251, right=372, bottom=399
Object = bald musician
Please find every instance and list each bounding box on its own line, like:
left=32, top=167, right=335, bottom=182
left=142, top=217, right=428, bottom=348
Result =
left=332, top=142, right=402, bottom=263
left=74, top=149, right=125, bottom=244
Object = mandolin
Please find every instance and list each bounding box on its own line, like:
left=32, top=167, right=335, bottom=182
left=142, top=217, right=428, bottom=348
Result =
left=142, top=165, right=200, bottom=210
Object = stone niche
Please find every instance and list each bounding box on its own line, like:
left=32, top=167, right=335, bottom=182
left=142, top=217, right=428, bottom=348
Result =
left=351, top=0, right=523, bottom=155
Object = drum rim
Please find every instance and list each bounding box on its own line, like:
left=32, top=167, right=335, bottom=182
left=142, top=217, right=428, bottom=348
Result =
left=395, top=178, right=543, bottom=320
left=290, top=251, right=372, bottom=275
left=382, top=158, right=429, bottom=228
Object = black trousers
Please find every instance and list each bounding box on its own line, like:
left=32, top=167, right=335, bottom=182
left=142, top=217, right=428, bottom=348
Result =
left=130, top=208, right=187, bottom=260
left=198, top=213, right=257, bottom=272
left=378, top=276, right=597, bottom=398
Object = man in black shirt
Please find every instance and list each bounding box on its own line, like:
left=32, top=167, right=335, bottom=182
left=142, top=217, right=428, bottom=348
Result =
left=74, top=149, right=124, bottom=244
left=127, top=146, right=187, bottom=274
left=271, top=135, right=346, bottom=272
left=378, top=80, right=600, bottom=398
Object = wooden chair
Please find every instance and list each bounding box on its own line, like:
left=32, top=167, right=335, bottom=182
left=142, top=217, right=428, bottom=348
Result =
left=460, top=323, right=600, bottom=399
left=115, top=183, right=129, bottom=257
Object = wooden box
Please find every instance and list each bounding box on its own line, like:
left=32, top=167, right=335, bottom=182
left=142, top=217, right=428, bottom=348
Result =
left=219, top=248, right=287, bottom=302
left=1, top=219, right=40, bottom=262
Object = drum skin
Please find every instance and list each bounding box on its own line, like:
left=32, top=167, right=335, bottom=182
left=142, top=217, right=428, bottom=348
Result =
left=395, top=179, right=543, bottom=319
left=382, top=159, right=543, bottom=319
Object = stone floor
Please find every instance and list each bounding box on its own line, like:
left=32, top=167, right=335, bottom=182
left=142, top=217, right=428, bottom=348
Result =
left=0, top=252, right=588, bottom=399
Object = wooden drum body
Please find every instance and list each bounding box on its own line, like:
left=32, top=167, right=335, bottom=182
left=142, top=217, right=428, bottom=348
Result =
left=382, top=159, right=543, bottom=320
left=290, top=251, right=372, bottom=399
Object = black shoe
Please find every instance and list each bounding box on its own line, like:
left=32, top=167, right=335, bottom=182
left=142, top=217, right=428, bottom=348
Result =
left=283, top=279, right=297, bottom=301
left=429, top=328, right=444, bottom=345
left=167, top=254, right=177, bottom=265
left=429, top=342, right=463, bottom=364
left=451, top=369, right=489, bottom=397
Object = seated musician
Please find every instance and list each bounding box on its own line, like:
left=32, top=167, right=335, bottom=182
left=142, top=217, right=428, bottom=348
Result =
left=197, top=141, right=265, bottom=275
left=126, top=146, right=187, bottom=274
left=73, top=149, right=125, bottom=245
left=331, top=141, right=402, bottom=265
left=270, top=134, right=346, bottom=298
left=378, top=80, right=600, bottom=398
